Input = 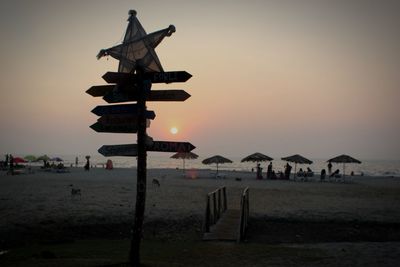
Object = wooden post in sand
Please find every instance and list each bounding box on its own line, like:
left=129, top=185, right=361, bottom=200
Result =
left=130, top=70, right=149, bottom=266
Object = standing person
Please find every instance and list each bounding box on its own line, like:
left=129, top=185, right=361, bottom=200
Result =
left=256, top=163, right=263, bottom=179
left=75, top=156, right=78, bottom=167
left=84, top=156, right=90, bottom=171
left=320, top=169, right=326, bottom=182
left=327, top=161, right=332, bottom=175
left=9, top=154, right=14, bottom=174
left=284, top=163, right=292, bottom=180
left=5, top=154, right=9, bottom=168
left=267, top=162, right=273, bottom=179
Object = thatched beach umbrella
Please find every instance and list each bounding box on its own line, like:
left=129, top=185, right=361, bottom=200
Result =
left=202, top=155, right=232, bottom=175
left=241, top=152, right=273, bottom=163
left=171, top=152, right=199, bottom=172
left=328, top=154, right=361, bottom=177
left=281, top=154, right=313, bottom=177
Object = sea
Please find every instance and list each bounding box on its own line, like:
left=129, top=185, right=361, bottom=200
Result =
left=20, top=154, right=400, bottom=177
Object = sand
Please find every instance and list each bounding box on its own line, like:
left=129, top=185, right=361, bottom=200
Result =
left=1, top=167, right=400, bottom=265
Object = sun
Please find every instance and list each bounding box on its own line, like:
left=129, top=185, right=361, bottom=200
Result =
left=170, top=127, right=178, bottom=135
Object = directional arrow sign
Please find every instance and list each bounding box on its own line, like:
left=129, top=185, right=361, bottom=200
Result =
left=98, top=114, right=151, bottom=127
left=86, top=85, right=115, bottom=97
left=102, top=71, right=192, bottom=84
left=90, top=122, right=139, bottom=133
left=98, top=144, right=138, bottom=157
left=91, top=104, right=156, bottom=120
left=103, top=89, right=191, bottom=103
left=146, top=141, right=196, bottom=153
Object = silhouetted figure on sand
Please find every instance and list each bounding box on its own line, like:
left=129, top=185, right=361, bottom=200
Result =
left=267, top=162, right=272, bottom=179
left=284, top=163, right=292, bottom=180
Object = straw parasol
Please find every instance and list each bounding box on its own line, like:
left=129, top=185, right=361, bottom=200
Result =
left=202, top=155, right=232, bottom=175
left=281, top=154, right=313, bottom=177
left=171, top=152, right=199, bottom=172
left=328, top=154, right=361, bottom=177
left=241, top=152, right=273, bottom=163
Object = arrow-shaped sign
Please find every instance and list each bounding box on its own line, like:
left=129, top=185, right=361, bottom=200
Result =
left=90, top=122, right=139, bottom=133
left=91, top=104, right=156, bottom=119
left=103, top=89, right=191, bottom=103
left=98, top=144, right=138, bottom=157
left=98, top=140, right=195, bottom=156
left=86, top=85, right=115, bottom=97
left=147, top=141, right=196, bottom=153
left=102, top=71, right=192, bottom=84
left=98, top=114, right=151, bottom=127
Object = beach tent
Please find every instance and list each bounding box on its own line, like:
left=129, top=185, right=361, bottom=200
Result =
left=202, top=155, right=232, bottom=176
left=281, top=154, right=313, bottom=178
left=327, top=154, right=361, bottom=178
left=171, top=152, right=198, bottom=172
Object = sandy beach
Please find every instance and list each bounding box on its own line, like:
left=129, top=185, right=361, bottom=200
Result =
left=1, top=167, right=400, bottom=266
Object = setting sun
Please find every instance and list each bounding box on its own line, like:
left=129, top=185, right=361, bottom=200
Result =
left=170, top=127, right=178, bottom=135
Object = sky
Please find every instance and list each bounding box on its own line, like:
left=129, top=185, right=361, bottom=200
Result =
left=0, top=0, right=399, bottom=160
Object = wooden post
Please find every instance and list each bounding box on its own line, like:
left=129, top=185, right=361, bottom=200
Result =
left=217, top=189, right=221, bottom=219
left=129, top=69, right=150, bottom=266
left=223, top=187, right=227, bottom=211
left=212, top=193, right=217, bottom=224
left=204, top=195, right=210, bottom=232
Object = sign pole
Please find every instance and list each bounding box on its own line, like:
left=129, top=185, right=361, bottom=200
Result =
left=130, top=68, right=149, bottom=266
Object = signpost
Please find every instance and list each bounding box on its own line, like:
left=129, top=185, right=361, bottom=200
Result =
left=87, top=10, right=193, bottom=266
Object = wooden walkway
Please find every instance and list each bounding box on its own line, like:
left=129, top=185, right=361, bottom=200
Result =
left=203, top=209, right=241, bottom=241
left=202, top=187, right=249, bottom=242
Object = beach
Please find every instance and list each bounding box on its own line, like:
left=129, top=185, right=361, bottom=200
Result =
left=1, top=167, right=400, bottom=266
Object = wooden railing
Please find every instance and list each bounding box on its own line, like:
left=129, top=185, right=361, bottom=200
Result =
left=237, top=187, right=249, bottom=242
left=203, top=186, right=227, bottom=232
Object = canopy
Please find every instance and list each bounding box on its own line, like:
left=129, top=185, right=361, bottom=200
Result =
left=171, top=152, right=198, bottom=172
left=13, top=157, right=27, bottom=164
left=241, top=152, right=273, bottom=163
left=24, top=155, right=37, bottom=162
left=97, top=10, right=175, bottom=73
left=202, top=155, right=232, bottom=176
left=328, top=154, right=361, bottom=164
left=281, top=154, right=313, bottom=164
left=328, top=154, right=361, bottom=178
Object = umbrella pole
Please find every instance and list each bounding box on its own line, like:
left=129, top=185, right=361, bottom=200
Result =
left=294, top=163, right=297, bottom=180
left=183, top=158, right=186, bottom=172
left=216, top=163, right=219, bottom=176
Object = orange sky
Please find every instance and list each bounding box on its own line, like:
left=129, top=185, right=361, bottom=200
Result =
left=0, top=0, right=399, bottom=159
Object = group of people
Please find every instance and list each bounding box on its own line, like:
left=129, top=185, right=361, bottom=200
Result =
left=254, top=162, right=293, bottom=180
left=1, top=154, right=14, bottom=172
left=253, top=161, right=354, bottom=181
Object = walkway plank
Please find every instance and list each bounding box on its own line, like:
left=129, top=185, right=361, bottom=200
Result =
left=203, top=209, right=241, bottom=241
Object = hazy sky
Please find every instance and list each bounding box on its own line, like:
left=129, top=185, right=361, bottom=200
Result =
left=0, top=0, right=399, bottom=160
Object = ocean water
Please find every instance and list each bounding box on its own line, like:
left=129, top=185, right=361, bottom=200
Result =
left=33, top=154, right=400, bottom=177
